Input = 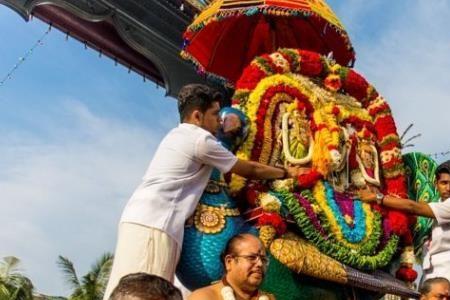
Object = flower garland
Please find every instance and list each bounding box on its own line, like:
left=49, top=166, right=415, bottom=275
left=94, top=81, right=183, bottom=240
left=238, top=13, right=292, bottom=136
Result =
left=259, top=93, right=294, bottom=164
left=303, top=188, right=383, bottom=256
left=277, top=190, right=399, bottom=270
left=259, top=192, right=282, bottom=212
left=311, top=108, right=340, bottom=175
left=323, top=182, right=366, bottom=243
left=296, top=193, right=328, bottom=237
left=221, top=286, right=270, bottom=300
left=297, top=168, right=323, bottom=189
left=299, top=190, right=382, bottom=255
left=230, top=48, right=413, bottom=275
left=221, top=278, right=270, bottom=300
left=312, top=181, right=375, bottom=249
left=230, top=74, right=315, bottom=193
left=231, top=48, right=410, bottom=237
left=258, top=212, right=287, bottom=236
left=255, top=192, right=287, bottom=248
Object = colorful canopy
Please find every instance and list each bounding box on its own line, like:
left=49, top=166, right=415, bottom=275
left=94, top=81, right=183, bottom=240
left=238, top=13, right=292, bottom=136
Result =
left=182, top=0, right=355, bottom=85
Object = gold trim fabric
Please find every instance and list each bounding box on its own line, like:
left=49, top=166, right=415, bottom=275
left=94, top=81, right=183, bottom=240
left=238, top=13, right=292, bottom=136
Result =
left=194, top=204, right=240, bottom=234
left=270, top=233, right=348, bottom=284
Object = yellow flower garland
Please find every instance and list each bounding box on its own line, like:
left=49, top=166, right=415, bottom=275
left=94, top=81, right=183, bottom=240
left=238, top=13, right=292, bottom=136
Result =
left=260, top=93, right=292, bottom=164
left=230, top=74, right=315, bottom=193
left=230, top=72, right=378, bottom=192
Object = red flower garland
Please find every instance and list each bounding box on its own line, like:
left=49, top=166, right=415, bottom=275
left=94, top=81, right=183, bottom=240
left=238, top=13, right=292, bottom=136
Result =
left=396, top=266, right=418, bottom=282
left=297, top=169, right=323, bottom=189
left=237, top=65, right=268, bottom=90
left=324, top=75, right=342, bottom=91
left=387, top=210, right=409, bottom=236
left=258, top=212, right=287, bottom=235
left=342, top=69, right=369, bottom=101
left=246, top=182, right=267, bottom=207
left=298, top=50, right=323, bottom=77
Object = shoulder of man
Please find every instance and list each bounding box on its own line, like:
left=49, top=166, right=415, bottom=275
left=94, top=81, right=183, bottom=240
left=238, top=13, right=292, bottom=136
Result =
left=429, top=198, right=450, bottom=225
left=187, top=285, right=218, bottom=300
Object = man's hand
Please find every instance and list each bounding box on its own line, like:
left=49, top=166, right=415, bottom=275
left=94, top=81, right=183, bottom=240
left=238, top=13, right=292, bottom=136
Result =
left=285, top=166, right=311, bottom=178
left=357, top=188, right=377, bottom=203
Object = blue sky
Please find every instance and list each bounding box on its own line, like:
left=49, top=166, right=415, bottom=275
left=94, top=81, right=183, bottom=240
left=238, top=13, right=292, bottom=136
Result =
left=1, top=0, right=450, bottom=297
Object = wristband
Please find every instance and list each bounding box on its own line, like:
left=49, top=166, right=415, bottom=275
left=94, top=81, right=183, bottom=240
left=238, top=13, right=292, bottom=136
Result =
left=375, top=192, right=384, bottom=205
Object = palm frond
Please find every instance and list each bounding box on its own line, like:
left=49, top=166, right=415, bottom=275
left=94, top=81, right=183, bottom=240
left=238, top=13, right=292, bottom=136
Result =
left=11, top=276, right=33, bottom=300
left=0, top=284, right=12, bottom=300
left=93, top=253, right=113, bottom=286
left=0, top=257, right=34, bottom=300
left=57, top=253, right=113, bottom=300
left=0, top=257, right=20, bottom=277
left=56, top=256, right=80, bottom=291
left=80, top=253, right=113, bottom=300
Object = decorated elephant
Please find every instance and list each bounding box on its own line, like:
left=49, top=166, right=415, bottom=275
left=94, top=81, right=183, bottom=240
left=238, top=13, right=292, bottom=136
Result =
left=176, top=49, right=438, bottom=299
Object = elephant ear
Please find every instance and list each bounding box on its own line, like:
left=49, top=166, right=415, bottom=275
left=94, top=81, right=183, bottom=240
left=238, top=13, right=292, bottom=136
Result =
left=402, top=152, right=440, bottom=257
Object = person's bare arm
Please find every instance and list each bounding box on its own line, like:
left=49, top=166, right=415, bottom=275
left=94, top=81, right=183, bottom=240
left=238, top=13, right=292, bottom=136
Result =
left=229, top=159, right=299, bottom=180
left=358, top=189, right=435, bottom=218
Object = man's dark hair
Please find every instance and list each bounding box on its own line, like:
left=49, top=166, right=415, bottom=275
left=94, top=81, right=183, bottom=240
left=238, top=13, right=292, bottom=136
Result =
left=220, top=233, right=255, bottom=269
left=419, top=277, right=450, bottom=295
left=177, top=84, right=222, bottom=121
left=436, top=160, right=450, bottom=181
left=109, top=273, right=182, bottom=300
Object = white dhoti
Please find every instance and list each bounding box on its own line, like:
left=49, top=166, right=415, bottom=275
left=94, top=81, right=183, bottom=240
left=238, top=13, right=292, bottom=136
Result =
left=103, top=222, right=180, bottom=300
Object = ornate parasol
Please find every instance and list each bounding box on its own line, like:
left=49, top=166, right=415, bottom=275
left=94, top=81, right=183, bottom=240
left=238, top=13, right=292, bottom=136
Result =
left=182, top=0, right=355, bottom=85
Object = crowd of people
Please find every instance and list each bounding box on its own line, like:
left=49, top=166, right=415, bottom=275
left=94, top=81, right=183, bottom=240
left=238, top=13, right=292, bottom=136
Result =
left=102, top=83, right=449, bottom=300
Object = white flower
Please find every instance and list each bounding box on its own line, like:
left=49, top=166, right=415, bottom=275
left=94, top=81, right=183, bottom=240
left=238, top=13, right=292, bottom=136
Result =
left=271, top=179, right=294, bottom=192
left=330, top=149, right=342, bottom=167
left=269, top=52, right=290, bottom=72
left=221, top=286, right=235, bottom=300
left=259, top=193, right=282, bottom=212
left=220, top=285, right=269, bottom=300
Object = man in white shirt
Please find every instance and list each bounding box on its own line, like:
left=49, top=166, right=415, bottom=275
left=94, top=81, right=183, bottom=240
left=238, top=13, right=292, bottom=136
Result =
left=359, top=160, right=450, bottom=281
left=104, top=84, right=299, bottom=299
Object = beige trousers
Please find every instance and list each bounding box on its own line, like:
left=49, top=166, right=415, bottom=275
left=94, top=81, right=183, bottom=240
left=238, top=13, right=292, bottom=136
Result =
left=103, top=222, right=180, bottom=300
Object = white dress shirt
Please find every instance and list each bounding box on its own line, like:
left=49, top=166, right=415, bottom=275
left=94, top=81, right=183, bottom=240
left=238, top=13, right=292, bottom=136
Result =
left=423, top=198, right=450, bottom=280
left=120, top=123, right=238, bottom=246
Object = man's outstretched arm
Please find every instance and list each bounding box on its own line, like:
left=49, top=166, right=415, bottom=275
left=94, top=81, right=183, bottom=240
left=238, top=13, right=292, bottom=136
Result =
left=229, top=159, right=299, bottom=180
left=358, top=189, right=435, bottom=218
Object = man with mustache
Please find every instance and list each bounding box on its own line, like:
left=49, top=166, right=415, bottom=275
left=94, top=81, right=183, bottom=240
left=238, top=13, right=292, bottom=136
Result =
left=188, top=234, right=275, bottom=300
left=359, top=160, right=450, bottom=281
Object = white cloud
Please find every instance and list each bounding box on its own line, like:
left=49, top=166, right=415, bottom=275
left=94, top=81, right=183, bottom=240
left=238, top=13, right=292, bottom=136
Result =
left=337, top=0, right=450, bottom=161
left=2, top=1, right=450, bottom=297
left=0, top=99, right=175, bottom=296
